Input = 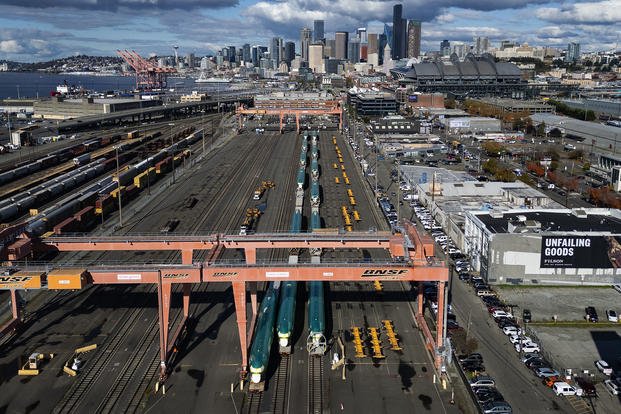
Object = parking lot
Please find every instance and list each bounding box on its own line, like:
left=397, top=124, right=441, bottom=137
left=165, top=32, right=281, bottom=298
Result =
left=495, top=286, right=621, bottom=411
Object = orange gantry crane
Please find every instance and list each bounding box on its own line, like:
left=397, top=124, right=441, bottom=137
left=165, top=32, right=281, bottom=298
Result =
left=116, top=49, right=176, bottom=90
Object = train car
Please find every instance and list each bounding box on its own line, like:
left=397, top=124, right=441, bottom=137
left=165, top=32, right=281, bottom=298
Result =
left=311, top=180, right=320, bottom=206
left=83, top=138, right=101, bottom=151
left=53, top=216, right=79, bottom=235
left=95, top=194, right=114, bottom=216
left=296, top=168, right=305, bottom=190
left=249, top=282, right=281, bottom=384
left=73, top=153, right=91, bottom=166
left=311, top=210, right=321, bottom=230
left=277, top=281, right=298, bottom=353
left=73, top=206, right=96, bottom=230
left=307, top=281, right=326, bottom=355
left=311, top=159, right=319, bottom=180
left=299, top=149, right=306, bottom=167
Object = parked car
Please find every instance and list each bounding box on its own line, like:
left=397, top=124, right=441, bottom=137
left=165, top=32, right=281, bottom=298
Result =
left=476, top=388, right=504, bottom=404
left=585, top=306, right=599, bottom=322
left=522, top=309, right=532, bottom=323
left=492, top=310, right=513, bottom=319
left=604, top=379, right=620, bottom=395
left=526, top=359, right=550, bottom=370
left=502, top=326, right=521, bottom=335
left=459, top=353, right=483, bottom=363
left=613, top=284, right=621, bottom=294
left=606, top=309, right=618, bottom=322
left=521, top=353, right=542, bottom=363
left=482, top=401, right=512, bottom=414
left=553, top=382, right=578, bottom=396
left=534, top=367, right=561, bottom=378
left=574, top=377, right=597, bottom=397
left=470, top=376, right=495, bottom=387
left=595, top=360, right=613, bottom=376
left=515, top=343, right=540, bottom=353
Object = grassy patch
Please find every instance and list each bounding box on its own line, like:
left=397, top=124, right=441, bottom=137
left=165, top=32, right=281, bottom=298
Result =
left=528, top=321, right=621, bottom=328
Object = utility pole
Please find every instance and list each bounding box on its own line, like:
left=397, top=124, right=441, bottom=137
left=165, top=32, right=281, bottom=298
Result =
left=169, top=123, right=176, bottom=183
left=114, top=146, right=123, bottom=228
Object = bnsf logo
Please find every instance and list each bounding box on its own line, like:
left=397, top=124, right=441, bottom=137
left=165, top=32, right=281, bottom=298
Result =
left=162, top=273, right=190, bottom=279
left=0, top=276, right=33, bottom=283
left=212, top=272, right=237, bottom=277
left=361, top=269, right=408, bottom=277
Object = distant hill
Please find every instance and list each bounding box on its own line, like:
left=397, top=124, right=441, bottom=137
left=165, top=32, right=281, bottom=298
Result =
left=0, top=55, right=124, bottom=73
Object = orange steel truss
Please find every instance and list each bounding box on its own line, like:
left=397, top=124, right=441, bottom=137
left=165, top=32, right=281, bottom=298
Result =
left=236, top=102, right=343, bottom=133
left=3, top=222, right=448, bottom=385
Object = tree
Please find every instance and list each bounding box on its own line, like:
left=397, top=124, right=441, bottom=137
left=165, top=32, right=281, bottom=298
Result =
left=582, top=162, right=591, bottom=172
left=482, top=158, right=499, bottom=174
left=494, top=169, right=517, bottom=182
left=482, top=141, right=505, bottom=157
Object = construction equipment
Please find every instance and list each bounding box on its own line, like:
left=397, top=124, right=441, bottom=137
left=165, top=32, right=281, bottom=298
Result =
left=351, top=327, right=366, bottom=358
left=382, top=320, right=402, bottom=351
left=373, top=280, right=383, bottom=292
left=240, top=208, right=261, bottom=235
left=18, top=352, right=55, bottom=376
left=253, top=180, right=275, bottom=200
left=368, top=327, right=386, bottom=359
left=64, top=343, right=97, bottom=376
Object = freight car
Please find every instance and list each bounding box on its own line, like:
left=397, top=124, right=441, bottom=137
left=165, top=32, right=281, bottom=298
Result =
left=249, top=282, right=280, bottom=385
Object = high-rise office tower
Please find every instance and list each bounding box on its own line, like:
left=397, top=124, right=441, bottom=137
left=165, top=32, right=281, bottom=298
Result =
left=368, top=33, right=379, bottom=55
left=242, top=44, right=251, bottom=63
left=357, top=27, right=368, bottom=43
left=392, top=4, right=406, bottom=59
left=474, top=36, right=490, bottom=55
left=440, top=40, right=450, bottom=56
left=566, top=42, right=580, bottom=62
left=185, top=53, right=195, bottom=68
left=313, top=20, right=324, bottom=43
left=348, top=38, right=360, bottom=63
left=335, top=31, right=348, bottom=60
left=227, top=46, right=236, bottom=63
left=284, top=41, right=295, bottom=64
left=300, top=27, right=312, bottom=61
left=251, top=46, right=259, bottom=66
left=325, top=39, right=336, bottom=58
left=309, top=44, right=324, bottom=73
left=270, top=37, right=281, bottom=64
left=379, top=33, right=387, bottom=64
left=407, top=20, right=421, bottom=58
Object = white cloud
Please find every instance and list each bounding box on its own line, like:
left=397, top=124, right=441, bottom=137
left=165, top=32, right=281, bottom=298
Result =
left=536, top=1, right=621, bottom=24
left=0, top=39, right=23, bottom=53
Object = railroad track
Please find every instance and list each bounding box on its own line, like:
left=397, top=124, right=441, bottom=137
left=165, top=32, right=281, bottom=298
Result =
left=244, top=390, right=264, bottom=414
left=271, top=354, right=291, bottom=414
left=53, top=284, right=158, bottom=414
left=307, top=355, right=325, bottom=414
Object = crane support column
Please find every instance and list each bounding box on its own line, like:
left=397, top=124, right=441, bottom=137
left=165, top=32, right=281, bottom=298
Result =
left=158, top=278, right=172, bottom=382
left=10, top=289, right=19, bottom=320
left=279, top=112, right=284, bottom=134
left=244, top=247, right=258, bottom=333
left=249, top=282, right=258, bottom=317
left=296, top=113, right=300, bottom=133
left=183, top=283, right=191, bottom=317
left=232, top=281, right=248, bottom=379
left=435, top=281, right=446, bottom=369
left=181, top=249, right=193, bottom=265
left=417, top=281, right=424, bottom=316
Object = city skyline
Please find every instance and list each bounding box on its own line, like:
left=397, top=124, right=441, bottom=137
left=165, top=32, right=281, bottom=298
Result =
left=0, top=0, right=618, bottom=62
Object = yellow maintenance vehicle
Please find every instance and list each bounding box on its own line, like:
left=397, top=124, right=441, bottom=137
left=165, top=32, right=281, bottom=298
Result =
left=18, top=352, right=55, bottom=376
left=253, top=180, right=275, bottom=200
left=240, top=208, right=262, bottom=235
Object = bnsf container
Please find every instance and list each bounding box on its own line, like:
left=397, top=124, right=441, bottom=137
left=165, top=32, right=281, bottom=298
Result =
left=47, top=269, right=86, bottom=290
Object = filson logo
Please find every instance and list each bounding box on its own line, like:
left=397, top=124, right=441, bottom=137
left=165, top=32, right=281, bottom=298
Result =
left=212, top=272, right=238, bottom=277
left=162, top=273, right=190, bottom=279
left=361, top=269, right=408, bottom=277
left=0, top=276, right=33, bottom=284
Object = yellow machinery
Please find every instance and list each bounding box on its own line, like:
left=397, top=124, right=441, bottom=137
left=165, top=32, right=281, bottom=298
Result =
left=351, top=327, right=366, bottom=358
left=367, top=328, right=386, bottom=359
left=63, top=344, right=97, bottom=377
left=347, top=189, right=354, bottom=197
left=349, top=196, right=356, bottom=206
left=335, top=177, right=340, bottom=184
left=382, top=320, right=402, bottom=351
left=333, top=163, right=338, bottom=169
left=353, top=210, right=361, bottom=221
left=342, top=172, right=348, bottom=179
left=374, top=280, right=383, bottom=292
left=18, top=352, right=55, bottom=376
left=344, top=177, right=350, bottom=185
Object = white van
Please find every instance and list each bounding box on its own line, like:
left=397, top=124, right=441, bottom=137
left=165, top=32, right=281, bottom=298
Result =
left=553, top=382, right=577, bottom=396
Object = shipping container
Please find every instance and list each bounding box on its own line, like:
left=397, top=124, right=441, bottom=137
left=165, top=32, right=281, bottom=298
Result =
left=47, top=269, right=85, bottom=290
left=7, top=238, right=32, bottom=261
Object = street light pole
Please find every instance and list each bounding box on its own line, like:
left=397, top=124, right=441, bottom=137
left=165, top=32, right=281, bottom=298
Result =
left=115, top=146, right=123, bottom=228
left=169, top=123, right=176, bottom=184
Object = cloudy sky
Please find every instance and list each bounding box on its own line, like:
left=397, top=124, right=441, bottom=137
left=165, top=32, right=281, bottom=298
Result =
left=0, top=0, right=618, bottom=62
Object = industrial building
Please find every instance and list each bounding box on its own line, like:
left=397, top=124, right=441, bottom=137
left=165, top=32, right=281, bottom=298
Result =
left=442, top=116, right=501, bottom=134
left=347, top=87, right=397, bottom=116
left=34, top=96, right=162, bottom=120
left=369, top=114, right=419, bottom=134
left=407, top=168, right=560, bottom=252
left=474, top=98, right=555, bottom=115
left=390, top=54, right=528, bottom=98
left=377, top=134, right=444, bottom=157
left=464, top=208, right=621, bottom=285
left=531, top=113, right=621, bottom=153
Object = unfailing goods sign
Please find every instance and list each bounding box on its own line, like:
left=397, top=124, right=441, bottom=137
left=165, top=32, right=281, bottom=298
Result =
left=540, top=236, right=621, bottom=268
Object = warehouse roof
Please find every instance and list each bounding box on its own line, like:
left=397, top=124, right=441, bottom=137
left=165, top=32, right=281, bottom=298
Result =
left=474, top=209, right=621, bottom=234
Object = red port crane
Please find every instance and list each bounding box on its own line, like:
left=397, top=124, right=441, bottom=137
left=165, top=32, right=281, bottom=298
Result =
left=116, top=49, right=176, bottom=90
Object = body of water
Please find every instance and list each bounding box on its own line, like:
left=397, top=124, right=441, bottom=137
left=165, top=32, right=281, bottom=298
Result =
left=0, top=72, right=137, bottom=99
left=0, top=72, right=238, bottom=100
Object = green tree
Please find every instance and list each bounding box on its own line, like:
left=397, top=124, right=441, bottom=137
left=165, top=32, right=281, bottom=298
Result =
left=482, top=141, right=505, bottom=157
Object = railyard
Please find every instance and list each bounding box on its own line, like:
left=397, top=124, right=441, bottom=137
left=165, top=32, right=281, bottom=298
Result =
left=0, top=111, right=460, bottom=414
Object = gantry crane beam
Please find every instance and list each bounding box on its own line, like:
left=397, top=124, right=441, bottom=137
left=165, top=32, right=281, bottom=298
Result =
left=116, top=49, right=176, bottom=90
